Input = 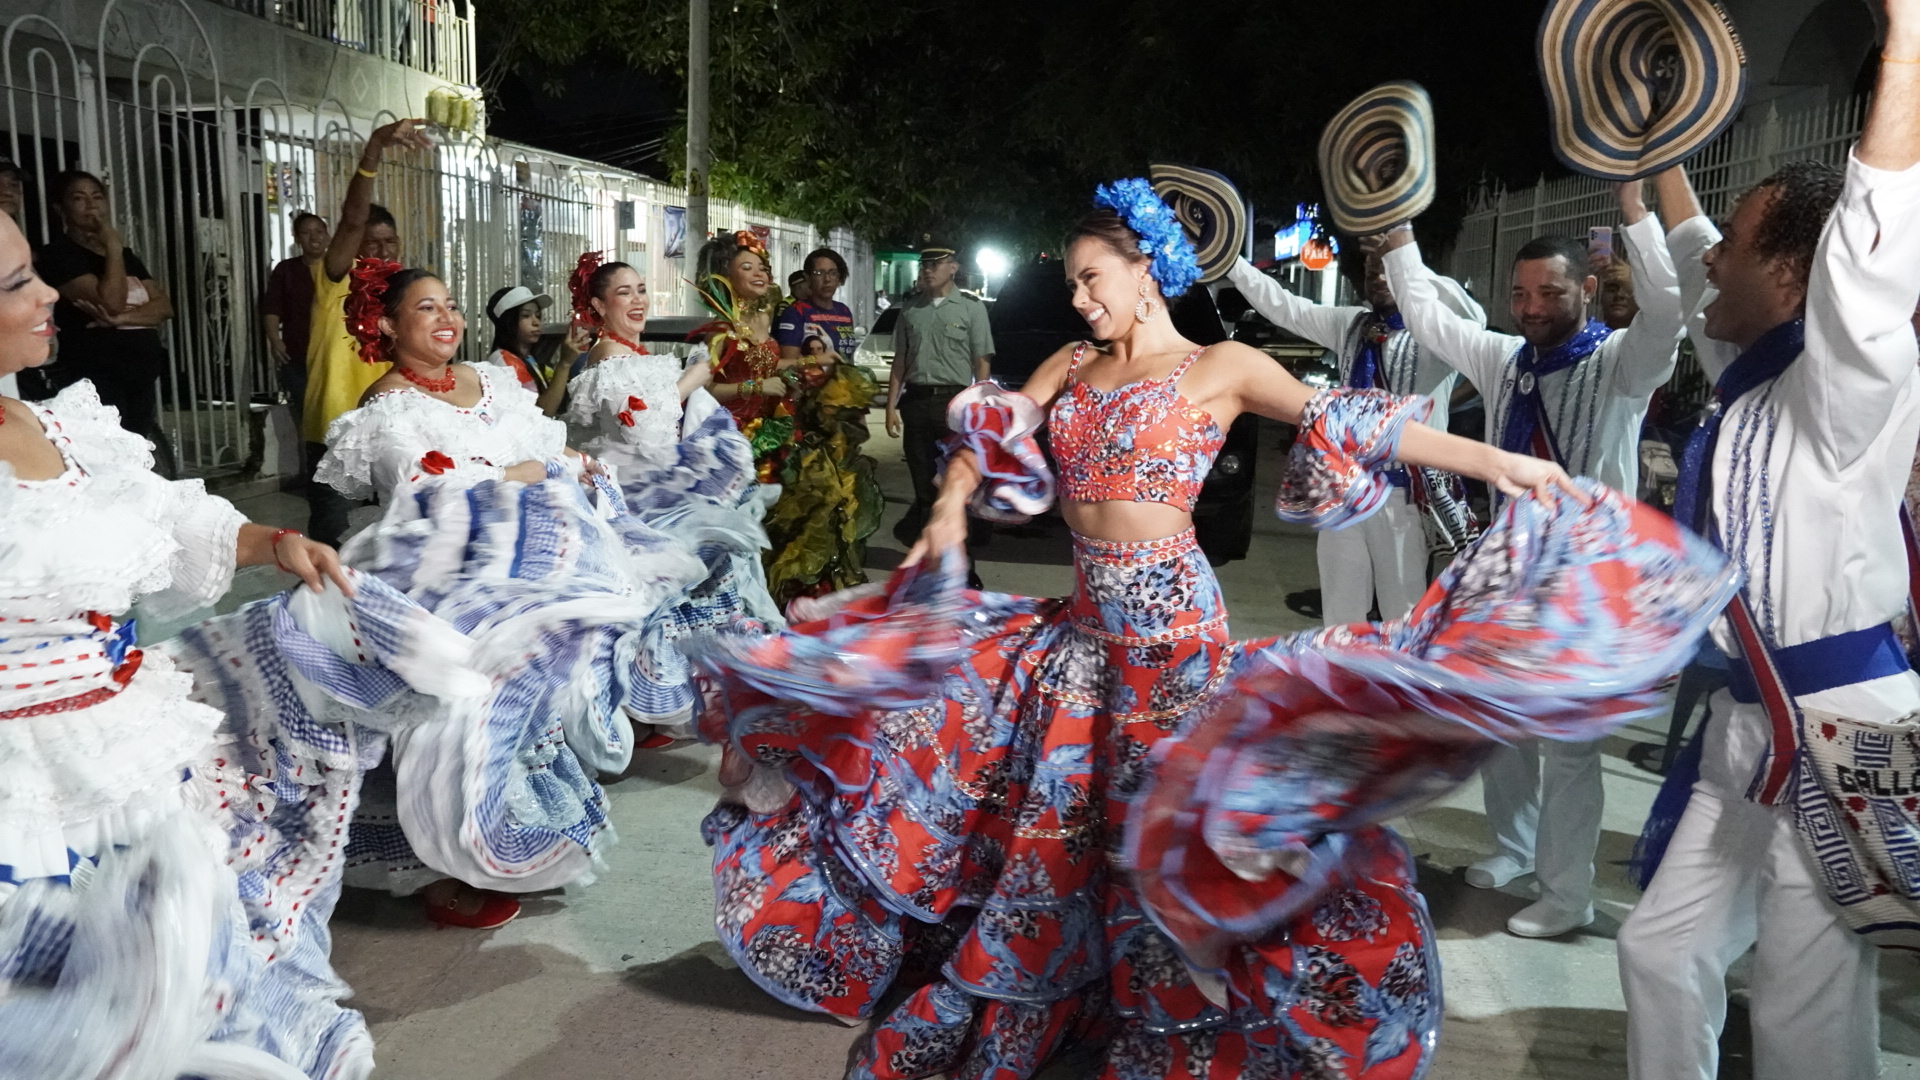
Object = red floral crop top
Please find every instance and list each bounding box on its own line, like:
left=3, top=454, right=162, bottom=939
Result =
left=1047, top=343, right=1225, bottom=512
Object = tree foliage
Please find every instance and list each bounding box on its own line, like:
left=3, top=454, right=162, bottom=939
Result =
left=479, top=0, right=1560, bottom=254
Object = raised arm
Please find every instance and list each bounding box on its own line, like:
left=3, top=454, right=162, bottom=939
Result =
left=1798, top=0, right=1920, bottom=466
left=323, top=119, right=429, bottom=282
left=1211, top=339, right=1573, bottom=500
left=1658, top=166, right=1741, bottom=381
left=1224, top=257, right=1366, bottom=354
left=1377, top=231, right=1519, bottom=398
left=1609, top=184, right=1686, bottom=399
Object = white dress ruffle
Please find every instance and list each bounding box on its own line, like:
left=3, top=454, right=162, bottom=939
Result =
left=565, top=351, right=685, bottom=466
left=0, top=380, right=438, bottom=1080
left=316, top=366, right=722, bottom=892
left=565, top=350, right=784, bottom=632
left=317, top=366, right=566, bottom=503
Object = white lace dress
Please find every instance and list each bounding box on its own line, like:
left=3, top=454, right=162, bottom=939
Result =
left=565, top=350, right=783, bottom=630
left=314, top=366, right=712, bottom=894
left=0, top=382, right=388, bottom=1080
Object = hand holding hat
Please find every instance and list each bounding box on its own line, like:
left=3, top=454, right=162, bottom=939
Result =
left=1537, top=0, right=1748, bottom=180
left=1318, top=81, right=1438, bottom=236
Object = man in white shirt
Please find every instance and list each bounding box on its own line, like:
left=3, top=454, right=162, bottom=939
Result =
left=1378, top=181, right=1685, bottom=938
left=1614, top=3, right=1920, bottom=1071
left=1226, top=254, right=1474, bottom=623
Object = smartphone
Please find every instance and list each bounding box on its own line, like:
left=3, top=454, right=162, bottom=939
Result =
left=1588, top=225, right=1614, bottom=263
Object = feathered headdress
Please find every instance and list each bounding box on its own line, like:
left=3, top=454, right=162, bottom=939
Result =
left=345, top=257, right=403, bottom=364
left=569, top=249, right=605, bottom=325
left=1092, top=178, right=1202, bottom=298
left=692, top=273, right=741, bottom=324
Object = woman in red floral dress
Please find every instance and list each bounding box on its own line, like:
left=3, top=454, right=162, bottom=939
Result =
left=688, top=181, right=1736, bottom=1080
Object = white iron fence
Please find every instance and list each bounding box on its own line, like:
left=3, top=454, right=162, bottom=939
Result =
left=1445, top=95, right=1867, bottom=332
left=2, top=3, right=868, bottom=478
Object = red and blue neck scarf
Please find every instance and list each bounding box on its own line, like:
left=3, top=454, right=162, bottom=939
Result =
left=1347, top=311, right=1405, bottom=390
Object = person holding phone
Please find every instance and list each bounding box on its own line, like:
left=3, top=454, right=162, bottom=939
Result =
left=1379, top=177, right=1687, bottom=940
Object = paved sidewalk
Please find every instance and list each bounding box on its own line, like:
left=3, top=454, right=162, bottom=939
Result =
left=217, top=420, right=1920, bottom=1079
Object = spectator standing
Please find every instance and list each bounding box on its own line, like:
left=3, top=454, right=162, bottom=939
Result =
left=482, top=284, right=555, bottom=392
left=0, top=160, right=22, bottom=224
left=261, top=210, right=329, bottom=431
left=774, top=246, right=858, bottom=365
left=885, top=245, right=992, bottom=547
left=785, top=268, right=810, bottom=308
left=38, top=169, right=177, bottom=476
left=1599, top=256, right=1640, bottom=330
left=301, top=117, right=430, bottom=547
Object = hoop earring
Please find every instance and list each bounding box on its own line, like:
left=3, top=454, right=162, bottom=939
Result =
left=1135, top=280, right=1156, bottom=323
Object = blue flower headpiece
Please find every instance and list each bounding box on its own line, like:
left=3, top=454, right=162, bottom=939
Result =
left=1092, top=177, right=1201, bottom=298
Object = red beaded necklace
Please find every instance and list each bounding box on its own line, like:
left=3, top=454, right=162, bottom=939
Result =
left=602, top=326, right=648, bottom=355
left=398, top=363, right=458, bottom=393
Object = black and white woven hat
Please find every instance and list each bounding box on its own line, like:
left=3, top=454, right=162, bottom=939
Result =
left=1147, top=163, right=1251, bottom=284
left=1317, top=81, right=1437, bottom=235
left=1537, top=0, right=1748, bottom=180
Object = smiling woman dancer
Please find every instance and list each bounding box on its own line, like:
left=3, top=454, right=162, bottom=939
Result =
left=556, top=251, right=783, bottom=638
left=314, top=260, right=710, bottom=928
left=691, top=180, right=1737, bottom=1079
left=695, top=231, right=881, bottom=606
left=0, top=208, right=404, bottom=1077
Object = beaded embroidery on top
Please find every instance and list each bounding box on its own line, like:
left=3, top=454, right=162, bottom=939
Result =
left=1048, top=343, right=1225, bottom=512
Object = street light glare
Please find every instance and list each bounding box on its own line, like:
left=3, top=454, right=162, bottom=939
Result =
left=976, top=247, right=1009, bottom=279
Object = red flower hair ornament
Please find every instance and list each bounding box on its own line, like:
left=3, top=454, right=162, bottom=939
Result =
left=733, top=230, right=769, bottom=263
left=570, top=250, right=606, bottom=326
left=346, top=257, right=404, bottom=365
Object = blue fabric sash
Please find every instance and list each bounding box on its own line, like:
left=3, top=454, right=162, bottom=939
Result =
left=1347, top=311, right=1404, bottom=391
left=1497, top=318, right=1611, bottom=461
left=1725, top=621, right=1912, bottom=704
left=1671, top=318, right=1807, bottom=536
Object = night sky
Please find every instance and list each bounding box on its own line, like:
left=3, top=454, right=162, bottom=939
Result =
left=483, top=0, right=1567, bottom=250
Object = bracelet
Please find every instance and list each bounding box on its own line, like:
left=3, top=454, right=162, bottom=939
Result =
left=1884, top=53, right=1920, bottom=64
left=743, top=378, right=757, bottom=395
left=356, top=165, right=379, bottom=180
left=270, top=528, right=302, bottom=573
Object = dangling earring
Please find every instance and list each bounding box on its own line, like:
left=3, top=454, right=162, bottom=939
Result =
left=1135, top=278, right=1156, bottom=322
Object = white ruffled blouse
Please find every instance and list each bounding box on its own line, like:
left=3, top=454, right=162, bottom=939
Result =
left=316, top=365, right=569, bottom=504
left=0, top=381, right=247, bottom=891
left=563, top=350, right=686, bottom=465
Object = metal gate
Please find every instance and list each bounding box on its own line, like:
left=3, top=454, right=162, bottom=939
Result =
left=2, top=1, right=874, bottom=479
left=3, top=2, right=249, bottom=475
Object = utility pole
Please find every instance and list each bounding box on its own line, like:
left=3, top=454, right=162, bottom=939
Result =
left=685, top=0, right=710, bottom=307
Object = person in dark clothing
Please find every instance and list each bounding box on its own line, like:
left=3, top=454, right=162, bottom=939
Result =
left=261, top=211, right=329, bottom=431
left=37, top=169, right=176, bottom=476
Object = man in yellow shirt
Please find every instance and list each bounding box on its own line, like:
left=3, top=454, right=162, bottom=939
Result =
left=303, top=117, right=429, bottom=546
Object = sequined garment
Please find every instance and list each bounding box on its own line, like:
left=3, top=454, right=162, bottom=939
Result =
left=764, top=361, right=884, bottom=606
left=706, top=322, right=794, bottom=481
left=689, top=386, right=1736, bottom=1080
left=1049, top=344, right=1225, bottom=512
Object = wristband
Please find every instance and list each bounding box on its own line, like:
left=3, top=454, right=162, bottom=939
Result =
left=270, top=528, right=302, bottom=573
left=1883, top=53, right=1920, bottom=64
left=356, top=165, right=379, bottom=180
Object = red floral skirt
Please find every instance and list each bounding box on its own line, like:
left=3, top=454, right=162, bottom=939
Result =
left=699, top=530, right=1438, bottom=1079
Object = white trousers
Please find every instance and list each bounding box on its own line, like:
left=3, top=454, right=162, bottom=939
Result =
left=1617, top=690, right=1879, bottom=1080
left=1318, top=486, right=1428, bottom=625
left=1480, top=738, right=1605, bottom=909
